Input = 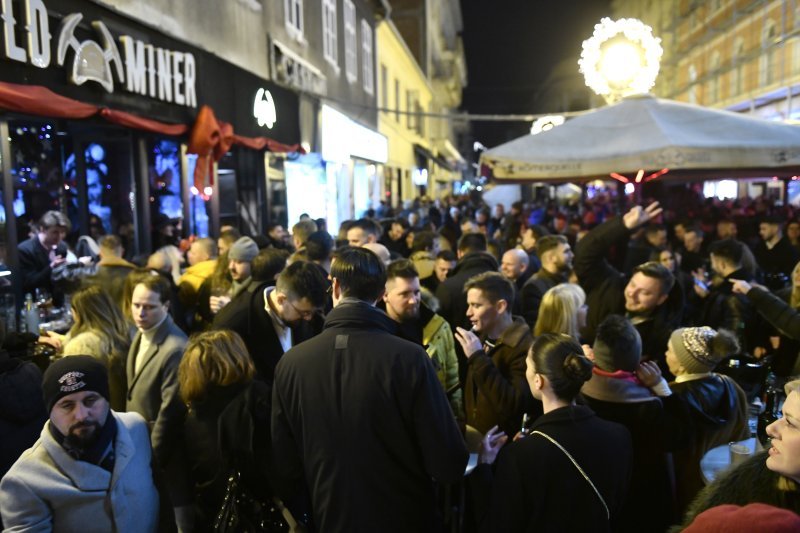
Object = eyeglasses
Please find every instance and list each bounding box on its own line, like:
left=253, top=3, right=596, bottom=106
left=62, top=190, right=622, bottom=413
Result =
left=287, top=299, right=316, bottom=320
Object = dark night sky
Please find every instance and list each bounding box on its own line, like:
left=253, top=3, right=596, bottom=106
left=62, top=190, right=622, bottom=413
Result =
left=460, top=0, right=612, bottom=149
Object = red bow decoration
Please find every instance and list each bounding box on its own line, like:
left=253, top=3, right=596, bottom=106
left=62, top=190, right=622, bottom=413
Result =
left=187, top=105, right=233, bottom=193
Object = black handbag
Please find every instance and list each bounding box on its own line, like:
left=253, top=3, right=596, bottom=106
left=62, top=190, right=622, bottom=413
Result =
left=213, top=469, right=290, bottom=533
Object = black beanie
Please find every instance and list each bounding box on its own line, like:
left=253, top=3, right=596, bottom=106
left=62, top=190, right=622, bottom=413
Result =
left=42, top=356, right=110, bottom=412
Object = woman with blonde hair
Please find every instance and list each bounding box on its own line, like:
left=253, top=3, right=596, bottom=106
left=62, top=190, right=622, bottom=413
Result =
left=533, top=283, right=586, bottom=340
left=179, top=330, right=277, bottom=529
left=39, top=285, right=129, bottom=410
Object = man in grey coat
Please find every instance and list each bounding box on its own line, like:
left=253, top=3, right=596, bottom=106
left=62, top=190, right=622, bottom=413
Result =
left=0, top=356, right=159, bottom=532
left=126, top=271, right=190, bottom=530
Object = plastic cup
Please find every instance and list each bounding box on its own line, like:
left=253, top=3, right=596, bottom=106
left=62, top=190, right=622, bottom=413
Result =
left=729, top=442, right=751, bottom=466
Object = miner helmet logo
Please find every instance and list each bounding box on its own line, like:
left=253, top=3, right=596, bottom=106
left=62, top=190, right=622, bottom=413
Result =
left=254, top=88, right=277, bottom=129
left=56, top=13, right=124, bottom=93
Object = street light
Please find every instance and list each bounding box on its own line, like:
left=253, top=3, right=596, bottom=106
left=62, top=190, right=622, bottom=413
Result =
left=579, top=17, right=662, bottom=104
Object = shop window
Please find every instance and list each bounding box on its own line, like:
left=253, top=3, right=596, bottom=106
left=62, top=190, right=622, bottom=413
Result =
left=284, top=0, right=304, bottom=42
left=344, top=0, right=357, bottom=84
left=322, top=0, right=338, bottom=69
left=10, top=120, right=71, bottom=243
left=149, top=139, right=183, bottom=248
left=361, top=20, right=374, bottom=95
left=186, top=154, right=209, bottom=238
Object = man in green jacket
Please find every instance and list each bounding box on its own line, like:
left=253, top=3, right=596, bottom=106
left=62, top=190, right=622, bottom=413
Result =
left=381, top=259, right=463, bottom=420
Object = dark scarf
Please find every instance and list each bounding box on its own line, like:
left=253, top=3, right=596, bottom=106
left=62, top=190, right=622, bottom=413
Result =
left=49, top=412, right=118, bottom=472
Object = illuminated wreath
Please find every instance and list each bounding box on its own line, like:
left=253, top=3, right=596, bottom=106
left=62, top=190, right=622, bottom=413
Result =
left=578, top=17, right=663, bottom=97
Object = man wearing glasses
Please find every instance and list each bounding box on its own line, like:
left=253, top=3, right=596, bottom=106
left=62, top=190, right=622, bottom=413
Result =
left=212, top=259, right=329, bottom=383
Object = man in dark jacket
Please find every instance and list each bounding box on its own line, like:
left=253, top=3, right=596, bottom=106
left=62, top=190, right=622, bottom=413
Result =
left=519, top=235, right=572, bottom=329
left=436, top=233, right=499, bottom=382
left=454, top=272, right=536, bottom=440
left=17, top=210, right=69, bottom=305
left=581, top=315, right=690, bottom=533
left=753, top=217, right=799, bottom=290
left=575, top=202, right=683, bottom=374
left=212, top=260, right=328, bottom=384
left=696, top=239, right=757, bottom=353
left=272, top=247, right=468, bottom=532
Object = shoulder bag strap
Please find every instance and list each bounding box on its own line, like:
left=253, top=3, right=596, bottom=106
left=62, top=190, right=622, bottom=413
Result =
left=531, top=430, right=610, bottom=520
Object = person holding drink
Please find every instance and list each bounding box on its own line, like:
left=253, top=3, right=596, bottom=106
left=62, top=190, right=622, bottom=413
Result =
left=471, top=333, right=632, bottom=532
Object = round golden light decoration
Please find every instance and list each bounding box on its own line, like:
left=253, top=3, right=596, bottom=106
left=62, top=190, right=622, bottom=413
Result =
left=579, top=17, right=663, bottom=101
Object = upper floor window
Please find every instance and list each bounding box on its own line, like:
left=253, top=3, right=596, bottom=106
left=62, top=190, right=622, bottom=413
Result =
left=322, top=0, right=338, bottom=68
left=344, top=0, right=357, bottom=83
left=284, top=0, right=304, bottom=41
left=361, top=19, right=374, bottom=95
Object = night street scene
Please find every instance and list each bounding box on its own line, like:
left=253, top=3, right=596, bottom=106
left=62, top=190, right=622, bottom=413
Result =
left=4, top=0, right=800, bottom=531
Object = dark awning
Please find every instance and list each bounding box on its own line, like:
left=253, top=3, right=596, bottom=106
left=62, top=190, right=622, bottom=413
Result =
left=413, top=143, right=454, bottom=171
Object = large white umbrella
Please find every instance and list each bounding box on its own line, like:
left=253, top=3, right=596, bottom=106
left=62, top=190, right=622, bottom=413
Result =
left=480, top=94, right=800, bottom=183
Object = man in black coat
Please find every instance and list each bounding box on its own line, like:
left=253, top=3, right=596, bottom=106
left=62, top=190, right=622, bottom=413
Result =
left=272, top=247, right=468, bottom=532
left=753, top=217, right=799, bottom=290
left=574, top=202, right=683, bottom=374
left=696, top=239, right=757, bottom=353
left=212, top=260, right=328, bottom=384
left=519, top=235, right=572, bottom=330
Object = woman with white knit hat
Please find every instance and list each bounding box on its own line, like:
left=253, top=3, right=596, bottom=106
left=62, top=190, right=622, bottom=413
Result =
left=666, top=326, right=750, bottom=513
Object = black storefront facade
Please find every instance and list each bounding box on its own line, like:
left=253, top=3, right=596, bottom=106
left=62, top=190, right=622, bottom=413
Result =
left=0, top=0, right=301, bottom=311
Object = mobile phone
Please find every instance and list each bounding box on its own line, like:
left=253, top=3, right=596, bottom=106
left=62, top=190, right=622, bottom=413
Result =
left=694, top=278, right=709, bottom=291
left=520, top=413, right=534, bottom=437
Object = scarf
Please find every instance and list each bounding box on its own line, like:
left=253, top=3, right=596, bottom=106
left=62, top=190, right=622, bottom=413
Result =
left=581, top=368, right=657, bottom=404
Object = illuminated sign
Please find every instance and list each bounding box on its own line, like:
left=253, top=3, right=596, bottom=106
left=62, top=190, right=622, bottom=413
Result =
left=1, top=0, right=197, bottom=107
left=321, top=104, right=387, bottom=164
left=253, top=88, right=277, bottom=129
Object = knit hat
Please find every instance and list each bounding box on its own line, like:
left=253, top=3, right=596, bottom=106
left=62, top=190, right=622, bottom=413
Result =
left=670, top=327, right=720, bottom=374
left=42, top=356, right=110, bottom=412
left=683, top=503, right=800, bottom=533
left=228, top=236, right=258, bottom=262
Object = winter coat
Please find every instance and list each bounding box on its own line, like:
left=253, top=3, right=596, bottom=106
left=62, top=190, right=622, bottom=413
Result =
left=435, top=251, right=500, bottom=383
left=272, top=299, right=468, bottom=533
left=472, top=405, right=632, bottom=532
left=184, top=380, right=274, bottom=528
left=574, top=217, right=684, bottom=371
left=670, top=374, right=750, bottom=513
left=212, top=283, right=320, bottom=384
left=581, top=373, right=691, bottom=533
left=749, top=286, right=800, bottom=341
left=177, top=258, right=217, bottom=309
left=696, top=268, right=756, bottom=353
left=126, top=314, right=187, bottom=465
left=0, top=411, right=159, bottom=533
left=0, top=356, right=47, bottom=481
left=465, top=318, right=537, bottom=438
left=519, top=268, right=567, bottom=330
left=672, top=451, right=800, bottom=531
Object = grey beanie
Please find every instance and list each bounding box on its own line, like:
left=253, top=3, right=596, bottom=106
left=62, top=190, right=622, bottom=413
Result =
left=228, top=237, right=259, bottom=262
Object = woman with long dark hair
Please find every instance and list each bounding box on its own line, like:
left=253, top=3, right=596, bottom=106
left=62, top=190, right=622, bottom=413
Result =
left=473, top=333, right=633, bottom=532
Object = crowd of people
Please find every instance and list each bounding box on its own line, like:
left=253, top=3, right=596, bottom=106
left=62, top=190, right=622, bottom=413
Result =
left=3, top=189, right=800, bottom=531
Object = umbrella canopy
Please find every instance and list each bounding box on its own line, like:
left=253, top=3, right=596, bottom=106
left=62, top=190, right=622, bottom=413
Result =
left=480, top=94, right=800, bottom=183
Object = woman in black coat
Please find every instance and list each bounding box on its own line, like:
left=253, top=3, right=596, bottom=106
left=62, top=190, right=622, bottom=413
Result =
left=178, top=330, right=278, bottom=530
left=472, top=333, right=633, bottom=532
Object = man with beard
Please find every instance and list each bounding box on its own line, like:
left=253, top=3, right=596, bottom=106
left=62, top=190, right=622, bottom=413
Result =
left=0, top=356, right=159, bottom=531
left=575, top=202, right=683, bottom=375
left=381, top=260, right=462, bottom=419
left=212, top=260, right=329, bottom=383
